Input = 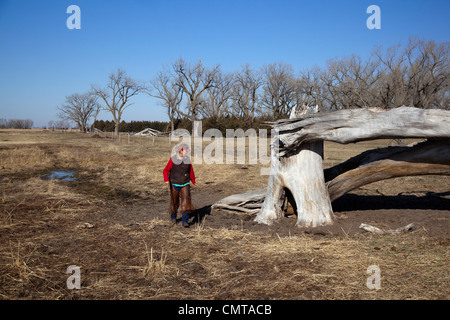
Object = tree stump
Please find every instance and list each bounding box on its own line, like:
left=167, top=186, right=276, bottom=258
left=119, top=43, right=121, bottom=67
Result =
left=255, top=106, right=333, bottom=227
left=255, top=140, right=334, bottom=227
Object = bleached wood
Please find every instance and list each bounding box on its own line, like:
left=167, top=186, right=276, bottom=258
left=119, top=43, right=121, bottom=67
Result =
left=275, top=106, right=450, bottom=155
left=254, top=106, right=334, bottom=227
left=212, top=204, right=260, bottom=214
left=326, top=139, right=450, bottom=201
left=212, top=188, right=266, bottom=214
left=359, top=223, right=415, bottom=234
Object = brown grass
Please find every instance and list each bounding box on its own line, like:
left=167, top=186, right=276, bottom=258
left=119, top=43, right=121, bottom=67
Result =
left=0, top=129, right=448, bottom=300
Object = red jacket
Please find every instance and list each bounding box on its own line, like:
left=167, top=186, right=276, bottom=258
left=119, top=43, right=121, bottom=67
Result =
left=163, top=157, right=196, bottom=185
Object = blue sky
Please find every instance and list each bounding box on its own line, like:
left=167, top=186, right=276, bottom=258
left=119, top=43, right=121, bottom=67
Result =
left=0, top=0, right=449, bottom=128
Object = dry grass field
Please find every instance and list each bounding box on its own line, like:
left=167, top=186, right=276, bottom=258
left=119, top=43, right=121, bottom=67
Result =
left=0, top=129, right=448, bottom=300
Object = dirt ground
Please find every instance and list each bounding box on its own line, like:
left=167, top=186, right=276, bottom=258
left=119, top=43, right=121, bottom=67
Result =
left=147, top=182, right=450, bottom=239
left=0, top=130, right=448, bottom=300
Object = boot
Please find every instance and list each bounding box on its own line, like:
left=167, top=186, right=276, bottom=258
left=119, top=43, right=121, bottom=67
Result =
left=170, top=213, right=177, bottom=226
left=181, top=211, right=190, bottom=228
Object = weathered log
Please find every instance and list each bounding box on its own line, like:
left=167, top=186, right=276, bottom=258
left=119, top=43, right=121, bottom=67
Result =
left=324, top=141, right=426, bottom=182
left=211, top=204, right=260, bottom=214
left=326, top=139, right=450, bottom=201
left=359, top=223, right=415, bottom=235
left=275, top=106, right=450, bottom=155
left=212, top=188, right=266, bottom=214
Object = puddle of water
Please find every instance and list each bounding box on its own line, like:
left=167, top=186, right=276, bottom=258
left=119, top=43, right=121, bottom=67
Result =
left=41, top=170, right=77, bottom=182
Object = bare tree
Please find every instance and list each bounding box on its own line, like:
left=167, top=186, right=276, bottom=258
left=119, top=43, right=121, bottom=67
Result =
left=90, top=103, right=102, bottom=132
left=171, top=58, right=220, bottom=135
left=372, top=43, right=411, bottom=108
left=147, top=70, right=183, bottom=132
left=324, top=54, right=381, bottom=109
left=294, top=67, right=330, bottom=111
left=404, top=38, right=449, bottom=108
left=201, top=69, right=235, bottom=119
left=92, top=68, right=144, bottom=137
left=57, top=92, right=100, bottom=132
left=372, top=38, right=449, bottom=109
left=232, top=64, right=263, bottom=122
left=261, top=62, right=296, bottom=118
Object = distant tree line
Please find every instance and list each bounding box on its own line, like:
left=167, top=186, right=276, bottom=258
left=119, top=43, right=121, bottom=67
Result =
left=93, top=120, right=169, bottom=133
left=0, top=119, right=34, bottom=129
left=92, top=117, right=274, bottom=135
left=46, top=120, right=72, bottom=130
left=57, top=37, right=449, bottom=137
left=171, top=115, right=275, bottom=135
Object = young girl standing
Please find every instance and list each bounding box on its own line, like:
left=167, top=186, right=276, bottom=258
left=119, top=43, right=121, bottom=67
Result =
left=163, top=143, right=196, bottom=227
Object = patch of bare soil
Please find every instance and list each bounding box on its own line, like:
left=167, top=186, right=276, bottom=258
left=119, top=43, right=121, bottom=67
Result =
left=165, top=183, right=449, bottom=239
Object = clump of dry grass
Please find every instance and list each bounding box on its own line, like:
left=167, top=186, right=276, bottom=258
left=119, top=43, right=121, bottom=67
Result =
left=142, top=243, right=168, bottom=281
left=8, top=241, right=30, bottom=279
left=0, top=146, right=55, bottom=174
left=1, top=194, right=23, bottom=225
left=0, top=240, right=54, bottom=299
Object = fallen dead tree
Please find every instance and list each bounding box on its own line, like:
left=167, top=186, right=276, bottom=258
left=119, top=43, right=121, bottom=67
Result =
left=212, top=106, right=450, bottom=228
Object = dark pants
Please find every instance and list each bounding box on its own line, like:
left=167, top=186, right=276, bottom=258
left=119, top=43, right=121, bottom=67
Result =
left=169, top=184, right=194, bottom=223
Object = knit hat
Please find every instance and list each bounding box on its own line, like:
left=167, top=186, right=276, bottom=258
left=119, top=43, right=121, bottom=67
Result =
left=177, top=143, right=190, bottom=151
